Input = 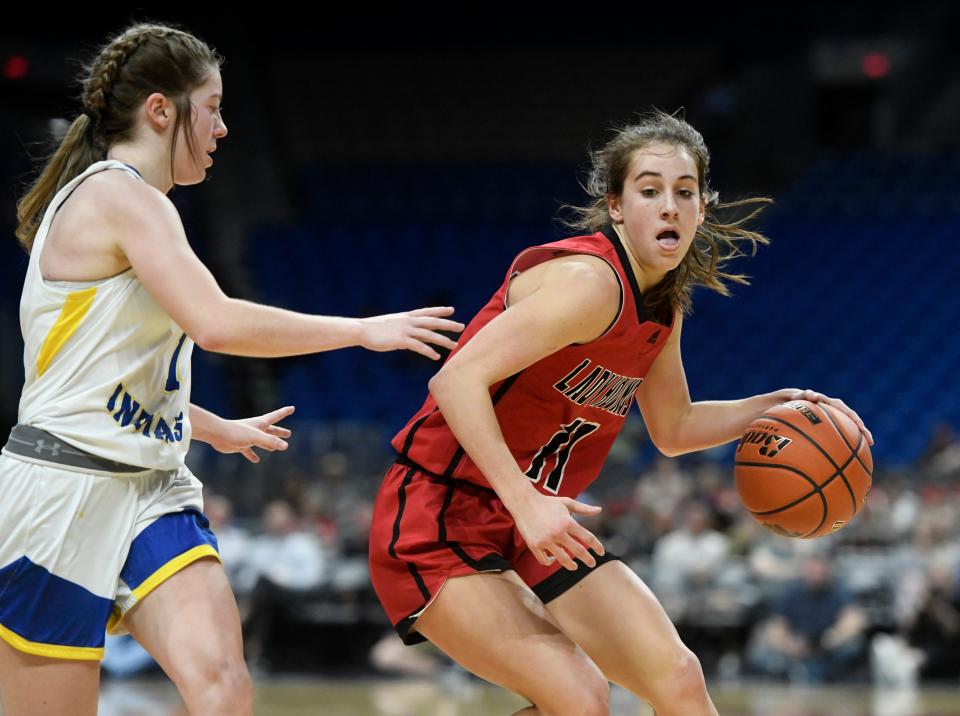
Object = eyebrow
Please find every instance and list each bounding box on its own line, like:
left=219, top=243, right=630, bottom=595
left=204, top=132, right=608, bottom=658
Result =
left=633, top=171, right=697, bottom=182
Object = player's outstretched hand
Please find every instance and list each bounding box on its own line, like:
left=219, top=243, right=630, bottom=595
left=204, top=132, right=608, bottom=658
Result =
left=508, top=489, right=605, bottom=571
left=777, top=388, right=874, bottom=446
left=360, top=306, right=465, bottom=360
left=209, top=405, right=295, bottom=463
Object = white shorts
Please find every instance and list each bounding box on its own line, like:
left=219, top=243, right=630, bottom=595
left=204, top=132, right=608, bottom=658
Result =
left=0, top=453, right=220, bottom=661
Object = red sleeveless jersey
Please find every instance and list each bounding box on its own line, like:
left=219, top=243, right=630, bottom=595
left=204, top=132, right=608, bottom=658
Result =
left=391, top=226, right=674, bottom=498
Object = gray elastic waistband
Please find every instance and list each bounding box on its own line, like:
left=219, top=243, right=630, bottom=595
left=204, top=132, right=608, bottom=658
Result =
left=3, top=424, right=146, bottom=474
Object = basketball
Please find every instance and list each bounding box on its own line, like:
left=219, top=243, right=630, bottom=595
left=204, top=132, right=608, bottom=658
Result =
left=734, top=400, right=873, bottom=539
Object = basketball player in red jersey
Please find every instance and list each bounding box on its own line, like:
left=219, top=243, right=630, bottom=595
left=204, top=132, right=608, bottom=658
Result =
left=369, top=111, right=873, bottom=715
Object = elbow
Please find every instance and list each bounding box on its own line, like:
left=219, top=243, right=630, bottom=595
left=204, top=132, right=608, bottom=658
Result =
left=188, top=298, right=234, bottom=352
left=654, top=441, right=684, bottom=459
left=193, top=327, right=223, bottom=353
left=428, top=364, right=476, bottom=410
left=649, top=427, right=684, bottom=458
left=646, top=406, right=694, bottom=458
left=190, top=316, right=226, bottom=352
left=429, top=363, right=494, bottom=411
left=428, top=368, right=454, bottom=407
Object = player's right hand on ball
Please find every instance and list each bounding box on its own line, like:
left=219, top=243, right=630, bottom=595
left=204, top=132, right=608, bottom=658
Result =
left=508, top=490, right=605, bottom=571
left=360, top=306, right=465, bottom=360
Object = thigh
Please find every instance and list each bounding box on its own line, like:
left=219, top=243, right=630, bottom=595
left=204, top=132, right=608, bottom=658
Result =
left=109, top=465, right=217, bottom=634
left=544, top=560, right=693, bottom=696
left=369, top=464, right=515, bottom=644
left=0, top=619, right=100, bottom=716
left=415, top=570, right=607, bottom=713
left=122, top=556, right=243, bottom=682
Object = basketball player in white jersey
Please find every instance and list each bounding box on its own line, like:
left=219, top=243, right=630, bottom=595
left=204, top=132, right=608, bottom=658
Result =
left=0, top=23, right=462, bottom=715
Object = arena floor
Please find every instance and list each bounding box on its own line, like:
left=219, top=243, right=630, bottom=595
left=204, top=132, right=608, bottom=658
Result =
left=83, top=678, right=960, bottom=715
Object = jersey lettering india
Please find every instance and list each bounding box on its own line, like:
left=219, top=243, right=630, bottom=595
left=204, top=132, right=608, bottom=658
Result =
left=14, top=160, right=192, bottom=471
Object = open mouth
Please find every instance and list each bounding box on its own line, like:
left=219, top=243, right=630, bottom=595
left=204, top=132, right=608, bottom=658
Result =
left=656, top=230, right=679, bottom=249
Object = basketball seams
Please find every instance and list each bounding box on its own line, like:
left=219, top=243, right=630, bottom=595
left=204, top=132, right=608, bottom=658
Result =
left=736, top=448, right=859, bottom=537
left=808, top=402, right=868, bottom=517
left=734, top=460, right=827, bottom=535
left=817, top=402, right=873, bottom=477
left=756, top=413, right=859, bottom=518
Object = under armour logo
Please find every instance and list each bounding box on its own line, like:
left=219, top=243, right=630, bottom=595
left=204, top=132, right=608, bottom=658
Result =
left=34, top=439, right=62, bottom=457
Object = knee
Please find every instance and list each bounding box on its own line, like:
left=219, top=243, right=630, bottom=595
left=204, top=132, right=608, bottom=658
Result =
left=176, top=658, right=253, bottom=714
left=577, top=678, right=610, bottom=716
left=535, top=668, right=609, bottom=716
left=219, top=662, right=254, bottom=712
left=654, top=648, right=709, bottom=706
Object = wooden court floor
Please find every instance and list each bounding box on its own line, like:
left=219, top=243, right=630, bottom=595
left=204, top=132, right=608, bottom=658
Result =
left=79, top=678, right=960, bottom=715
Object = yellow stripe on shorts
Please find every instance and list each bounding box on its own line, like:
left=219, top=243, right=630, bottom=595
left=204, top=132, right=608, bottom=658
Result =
left=107, top=545, right=221, bottom=635
left=0, top=621, right=104, bottom=661
left=36, top=287, right=97, bottom=377
left=131, top=544, right=221, bottom=602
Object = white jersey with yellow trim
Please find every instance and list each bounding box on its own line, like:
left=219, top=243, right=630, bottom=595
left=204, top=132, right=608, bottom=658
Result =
left=14, top=159, right=193, bottom=470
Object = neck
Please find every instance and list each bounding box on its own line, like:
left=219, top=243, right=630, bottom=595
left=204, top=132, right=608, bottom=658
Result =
left=106, top=143, right=174, bottom=194
left=610, top=223, right=666, bottom=292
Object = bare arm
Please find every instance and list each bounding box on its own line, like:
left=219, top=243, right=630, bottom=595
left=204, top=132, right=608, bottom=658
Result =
left=636, top=315, right=873, bottom=457
left=189, top=403, right=228, bottom=445
left=101, top=173, right=462, bottom=358
left=428, top=255, right=619, bottom=570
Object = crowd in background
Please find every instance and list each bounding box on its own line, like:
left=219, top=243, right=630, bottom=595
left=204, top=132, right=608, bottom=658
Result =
left=100, top=418, right=960, bottom=685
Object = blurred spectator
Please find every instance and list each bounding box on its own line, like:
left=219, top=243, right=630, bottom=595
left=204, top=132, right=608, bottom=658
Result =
left=651, top=502, right=732, bottom=624
left=205, top=492, right=252, bottom=595
left=747, top=528, right=821, bottom=596
left=653, top=502, right=730, bottom=592
left=748, top=554, right=866, bottom=683
left=634, top=455, right=692, bottom=530
left=241, top=500, right=329, bottom=669
left=902, top=563, right=960, bottom=680
left=235, top=500, right=328, bottom=593
left=919, top=422, right=960, bottom=476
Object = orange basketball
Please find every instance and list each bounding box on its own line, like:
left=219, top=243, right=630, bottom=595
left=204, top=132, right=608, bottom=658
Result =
left=734, top=400, right=873, bottom=539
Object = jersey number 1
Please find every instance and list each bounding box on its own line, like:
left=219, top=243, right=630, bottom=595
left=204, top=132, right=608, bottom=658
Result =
left=164, top=332, right=187, bottom=392
left=525, top=418, right=600, bottom=494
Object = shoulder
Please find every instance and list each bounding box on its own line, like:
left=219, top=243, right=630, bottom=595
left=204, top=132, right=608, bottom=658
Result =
left=502, top=251, right=622, bottom=346
left=514, top=252, right=621, bottom=308
left=548, top=253, right=620, bottom=291
left=74, top=170, right=179, bottom=229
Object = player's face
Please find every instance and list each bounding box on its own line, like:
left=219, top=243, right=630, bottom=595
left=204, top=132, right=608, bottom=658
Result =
left=607, top=142, right=705, bottom=288
left=172, top=70, right=227, bottom=186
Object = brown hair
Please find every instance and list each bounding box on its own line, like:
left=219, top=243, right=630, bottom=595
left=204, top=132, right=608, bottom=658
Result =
left=565, top=110, right=771, bottom=322
left=15, top=22, right=223, bottom=252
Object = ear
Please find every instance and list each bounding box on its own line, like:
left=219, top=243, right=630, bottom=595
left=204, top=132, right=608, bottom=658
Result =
left=697, top=194, right=706, bottom=226
left=607, top=194, right=623, bottom=223
left=143, top=92, right=173, bottom=131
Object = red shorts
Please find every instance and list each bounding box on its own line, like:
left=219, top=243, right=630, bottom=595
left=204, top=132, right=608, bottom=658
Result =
left=369, top=460, right=617, bottom=644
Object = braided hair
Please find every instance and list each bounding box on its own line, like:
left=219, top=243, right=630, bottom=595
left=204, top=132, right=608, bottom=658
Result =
left=16, top=22, right=222, bottom=252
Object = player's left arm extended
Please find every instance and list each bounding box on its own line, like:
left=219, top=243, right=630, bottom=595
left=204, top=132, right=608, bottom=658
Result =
left=634, top=315, right=872, bottom=456
left=189, top=403, right=294, bottom=463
